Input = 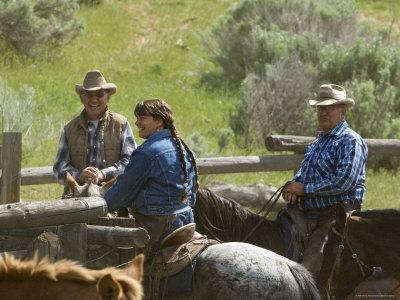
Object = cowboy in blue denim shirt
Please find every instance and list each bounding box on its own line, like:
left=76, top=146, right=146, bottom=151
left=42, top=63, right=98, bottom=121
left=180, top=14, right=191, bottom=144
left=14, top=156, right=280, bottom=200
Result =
left=105, top=98, right=199, bottom=252
left=282, top=84, right=368, bottom=276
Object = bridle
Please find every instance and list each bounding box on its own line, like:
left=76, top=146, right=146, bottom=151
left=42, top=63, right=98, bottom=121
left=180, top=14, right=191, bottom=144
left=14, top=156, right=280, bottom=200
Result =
left=326, top=210, right=374, bottom=298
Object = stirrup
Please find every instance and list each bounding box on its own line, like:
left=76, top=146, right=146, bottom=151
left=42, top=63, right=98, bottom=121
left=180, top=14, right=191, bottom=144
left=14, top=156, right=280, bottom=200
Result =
left=160, top=223, right=196, bottom=249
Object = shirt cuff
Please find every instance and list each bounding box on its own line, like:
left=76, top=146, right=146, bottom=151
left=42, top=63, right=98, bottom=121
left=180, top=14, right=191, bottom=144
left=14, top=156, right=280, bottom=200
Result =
left=303, top=183, right=313, bottom=194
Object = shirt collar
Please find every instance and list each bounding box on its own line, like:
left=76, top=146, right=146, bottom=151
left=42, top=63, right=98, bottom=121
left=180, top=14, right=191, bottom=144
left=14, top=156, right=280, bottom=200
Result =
left=318, top=120, right=348, bottom=138
left=144, top=129, right=172, bottom=143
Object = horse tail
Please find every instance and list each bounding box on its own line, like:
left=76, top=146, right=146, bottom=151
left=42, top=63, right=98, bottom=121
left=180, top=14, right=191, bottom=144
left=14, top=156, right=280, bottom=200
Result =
left=288, top=263, right=321, bottom=300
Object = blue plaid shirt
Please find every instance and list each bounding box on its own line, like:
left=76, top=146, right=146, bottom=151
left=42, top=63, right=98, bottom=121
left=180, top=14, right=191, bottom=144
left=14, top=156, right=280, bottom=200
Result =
left=293, top=120, right=368, bottom=209
left=53, top=120, right=136, bottom=184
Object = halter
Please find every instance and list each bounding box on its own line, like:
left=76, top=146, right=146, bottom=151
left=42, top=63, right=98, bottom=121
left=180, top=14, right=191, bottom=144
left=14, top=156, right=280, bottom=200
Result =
left=326, top=210, right=374, bottom=298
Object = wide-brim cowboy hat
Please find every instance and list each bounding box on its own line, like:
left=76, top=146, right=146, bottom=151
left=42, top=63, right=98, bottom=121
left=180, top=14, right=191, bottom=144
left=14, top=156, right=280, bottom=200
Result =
left=309, top=84, right=354, bottom=107
left=75, top=70, right=117, bottom=95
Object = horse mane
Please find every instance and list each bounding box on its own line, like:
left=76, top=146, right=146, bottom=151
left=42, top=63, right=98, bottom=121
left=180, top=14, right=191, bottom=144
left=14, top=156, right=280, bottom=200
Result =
left=0, top=254, right=141, bottom=297
left=194, top=187, right=284, bottom=254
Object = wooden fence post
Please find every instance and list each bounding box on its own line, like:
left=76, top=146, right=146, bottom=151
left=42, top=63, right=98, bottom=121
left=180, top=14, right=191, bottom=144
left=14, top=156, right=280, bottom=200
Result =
left=0, top=132, right=22, bottom=204
left=62, top=223, right=87, bottom=264
left=29, top=231, right=61, bottom=263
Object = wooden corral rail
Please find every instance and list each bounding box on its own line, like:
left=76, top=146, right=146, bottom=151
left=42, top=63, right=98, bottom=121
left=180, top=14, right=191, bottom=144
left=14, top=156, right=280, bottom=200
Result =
left=0, top=224, right=149, bottom=249
left=265, top=135, right=400, bottom=156
left=0, top=197, right=107, bottom=229
left=18, top=154, right=305, bottom=186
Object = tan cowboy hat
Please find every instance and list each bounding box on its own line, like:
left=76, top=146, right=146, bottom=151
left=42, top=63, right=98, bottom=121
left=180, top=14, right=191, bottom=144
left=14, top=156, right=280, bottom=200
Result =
left=309, top=84, right=354, bottom=107
left=75, top=70, right=117, bottom=95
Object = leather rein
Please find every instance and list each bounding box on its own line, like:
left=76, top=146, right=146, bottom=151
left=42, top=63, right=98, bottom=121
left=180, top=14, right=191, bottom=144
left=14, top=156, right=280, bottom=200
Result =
left=242, top=181, right=291, bottom=242
left=326, top=210, right=374, bottom=297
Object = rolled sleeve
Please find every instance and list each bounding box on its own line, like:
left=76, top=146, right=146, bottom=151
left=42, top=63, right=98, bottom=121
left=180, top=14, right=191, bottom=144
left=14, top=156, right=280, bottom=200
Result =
left=104, top=150, right=150, bottom=212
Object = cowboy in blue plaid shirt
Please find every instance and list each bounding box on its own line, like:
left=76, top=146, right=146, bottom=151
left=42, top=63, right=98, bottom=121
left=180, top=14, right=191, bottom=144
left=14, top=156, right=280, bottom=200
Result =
left=282, top=84, right=368, bottom=276
left=53, top=71, right=136, bottom=191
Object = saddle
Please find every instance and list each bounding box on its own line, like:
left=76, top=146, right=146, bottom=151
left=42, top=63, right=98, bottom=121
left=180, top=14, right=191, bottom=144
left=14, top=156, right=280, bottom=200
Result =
left=144, top=224, right=218, bottom=299
left=278, top=205, right=313, bottom=262
left=278, top=200, right=361, bottom=263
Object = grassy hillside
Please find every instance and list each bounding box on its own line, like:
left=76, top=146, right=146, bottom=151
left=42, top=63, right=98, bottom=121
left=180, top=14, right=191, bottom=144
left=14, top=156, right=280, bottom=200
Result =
left=1, top=0, right=399, bottom=209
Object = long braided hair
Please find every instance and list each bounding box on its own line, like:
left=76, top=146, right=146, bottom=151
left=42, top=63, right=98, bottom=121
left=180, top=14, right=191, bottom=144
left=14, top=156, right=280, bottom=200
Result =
left=134, top=98, right=199, bottom=203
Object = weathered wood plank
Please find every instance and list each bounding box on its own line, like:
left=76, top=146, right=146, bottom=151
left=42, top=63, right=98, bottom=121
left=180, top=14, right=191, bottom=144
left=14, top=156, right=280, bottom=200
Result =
left=0, top=250, right=27, bottom=259
left=20, top=167, right=57, bottom=185
left=265, top=135, right=400, bottom=156
left=1, top=132, right=22, bottom=204
left=28, top=232, right=61, bottom=262
left=87, top=225, right=149, bottom=248
left=197, top=155, right=303, bottom=174
left=0, top=197, right=107, bottom=230
left=17, top=155, right=304, bottom=185
left=63, top=223, right=87, bottom=264
left=0, top=224, right=148, bottom=248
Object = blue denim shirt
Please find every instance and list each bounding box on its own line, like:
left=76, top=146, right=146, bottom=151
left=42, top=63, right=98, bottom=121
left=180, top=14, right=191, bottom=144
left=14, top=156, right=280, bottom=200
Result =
left=104, top=129, right=197, bottom=215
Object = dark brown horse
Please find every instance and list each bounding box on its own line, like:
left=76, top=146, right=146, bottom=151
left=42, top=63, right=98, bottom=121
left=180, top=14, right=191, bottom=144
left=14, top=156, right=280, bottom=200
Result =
left=193, top=187, right=285, bottom=255
left=317, top=204, right=400, bottom=299
left=194, top=188, right=400, bottom=299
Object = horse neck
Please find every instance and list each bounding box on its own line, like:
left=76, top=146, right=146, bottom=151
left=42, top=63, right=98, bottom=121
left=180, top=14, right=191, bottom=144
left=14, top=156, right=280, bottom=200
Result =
left=244, top=217, right=285, bottom=255
left=350, top=211, right=400, bottom=281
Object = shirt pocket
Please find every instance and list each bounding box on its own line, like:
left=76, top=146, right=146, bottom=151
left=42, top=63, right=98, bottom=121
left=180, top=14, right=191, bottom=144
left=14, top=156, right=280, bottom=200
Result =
left=316, top=149, right=336, bottom=178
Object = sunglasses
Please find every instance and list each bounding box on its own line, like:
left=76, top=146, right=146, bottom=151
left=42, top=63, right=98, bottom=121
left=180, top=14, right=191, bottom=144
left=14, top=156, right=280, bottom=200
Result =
left=81, top=90, right=107, bottom=99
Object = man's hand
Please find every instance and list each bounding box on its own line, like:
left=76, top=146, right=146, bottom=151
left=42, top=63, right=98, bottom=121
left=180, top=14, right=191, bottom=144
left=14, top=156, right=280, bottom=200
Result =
left=282, top=181, right=304, bottom=204
left=79, top=167, right=105, bottom=184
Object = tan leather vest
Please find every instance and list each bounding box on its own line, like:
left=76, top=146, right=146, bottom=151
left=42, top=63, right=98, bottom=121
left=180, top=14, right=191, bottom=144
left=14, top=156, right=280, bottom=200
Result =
left=64, top=108, right=127, bottom=170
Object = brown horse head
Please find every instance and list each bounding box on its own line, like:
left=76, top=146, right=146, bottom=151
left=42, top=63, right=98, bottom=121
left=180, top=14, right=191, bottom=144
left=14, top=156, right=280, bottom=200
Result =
left=0, top=253, right=145, bottom=300
left=66, top=171, right=116, bottom=198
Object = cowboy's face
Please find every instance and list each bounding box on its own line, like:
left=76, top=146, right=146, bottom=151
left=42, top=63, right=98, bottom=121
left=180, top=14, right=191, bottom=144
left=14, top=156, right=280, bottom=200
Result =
left=317, top=104, right=346, bottom=133
left=80, top=90, right=110, bottom=120
left=135, top=114, right=164, bottom=139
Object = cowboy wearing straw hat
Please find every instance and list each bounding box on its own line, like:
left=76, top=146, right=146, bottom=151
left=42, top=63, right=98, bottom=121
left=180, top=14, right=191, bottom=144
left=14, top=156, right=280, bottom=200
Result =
left=53, top=70, right=136, bottom=194
left=282, top=84, right=368, bottom=276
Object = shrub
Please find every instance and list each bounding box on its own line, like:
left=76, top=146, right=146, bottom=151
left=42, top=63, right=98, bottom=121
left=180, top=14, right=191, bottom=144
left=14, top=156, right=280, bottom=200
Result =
left=187, top=132, right=207, bottom=157
left=217, top=127, right=234, bottom=152
left=78, top=0, right=104, bottom=5
left=200, top=0, right=400, bottom=155
left=0, top=0, right=85, bottom=56
left=0, top=77, right=57, bottom=158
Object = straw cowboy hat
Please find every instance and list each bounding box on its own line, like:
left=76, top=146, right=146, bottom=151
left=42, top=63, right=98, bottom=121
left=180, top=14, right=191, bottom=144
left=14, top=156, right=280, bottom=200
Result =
left=75, top=71, right=117, bottom=95
left=309, top=84, right=354, bottom=107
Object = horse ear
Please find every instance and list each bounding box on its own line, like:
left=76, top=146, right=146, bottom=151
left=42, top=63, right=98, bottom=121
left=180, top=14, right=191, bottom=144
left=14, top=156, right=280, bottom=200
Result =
left=124, top=254, right=145, bottom=282
left=335, top=203, right=347, bottom=231
left=66, top=171, right=85, bottom=196
left=100, top=177, right=117, bottom=197
left=66, top=171, right=77, bottom=189
left=97, top=273, right=123, bottom=299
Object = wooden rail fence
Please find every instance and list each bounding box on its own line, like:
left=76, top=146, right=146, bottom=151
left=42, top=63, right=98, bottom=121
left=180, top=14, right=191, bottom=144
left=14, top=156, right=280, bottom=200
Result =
left=1, top=132, right=400, bottom=267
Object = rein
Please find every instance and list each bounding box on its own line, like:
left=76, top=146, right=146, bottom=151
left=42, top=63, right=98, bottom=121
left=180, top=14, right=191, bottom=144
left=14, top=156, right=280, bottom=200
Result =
left=242, top=181, right=291, bottom=242
left=327, top=210, right=374, bottom=297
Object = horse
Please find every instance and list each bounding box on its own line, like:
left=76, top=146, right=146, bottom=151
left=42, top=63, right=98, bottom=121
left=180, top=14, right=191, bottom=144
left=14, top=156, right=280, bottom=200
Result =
left=0, top=252, right=144, bottom=300
left=193, top=187, right=285, bottom=254
left=65, top=174, right=320, bottom=299
left=317, top=203, right=400, bottom=300
left=194, top=187, right=400, bottom=299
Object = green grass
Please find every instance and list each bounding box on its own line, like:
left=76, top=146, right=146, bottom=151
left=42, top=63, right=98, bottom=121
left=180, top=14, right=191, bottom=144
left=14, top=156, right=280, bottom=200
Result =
left=356, top=0, right=400, bottom=19
left=3, top=0, right=400, bottom=209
